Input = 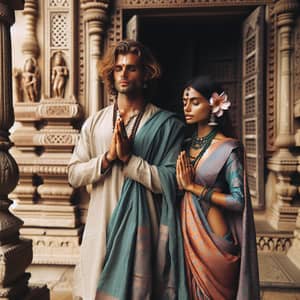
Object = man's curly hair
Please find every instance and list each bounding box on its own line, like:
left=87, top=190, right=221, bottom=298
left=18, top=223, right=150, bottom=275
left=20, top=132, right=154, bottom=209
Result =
left=98, top=40, right=161, bottom=95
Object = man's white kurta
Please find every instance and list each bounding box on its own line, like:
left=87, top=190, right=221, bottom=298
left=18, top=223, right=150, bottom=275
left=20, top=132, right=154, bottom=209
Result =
left=68, top=103, right=162, bottom=300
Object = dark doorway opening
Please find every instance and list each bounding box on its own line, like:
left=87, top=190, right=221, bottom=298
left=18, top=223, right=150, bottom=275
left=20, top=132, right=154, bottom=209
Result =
left=123, top=6, right=266, bottom=209
left=136, top=14, right=246, bottom=138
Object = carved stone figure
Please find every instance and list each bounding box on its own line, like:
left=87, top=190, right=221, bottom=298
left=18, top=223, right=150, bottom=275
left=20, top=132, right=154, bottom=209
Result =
left=22, top=57, right=40, bottom=102
left=51, top=51, right=68, bottom=98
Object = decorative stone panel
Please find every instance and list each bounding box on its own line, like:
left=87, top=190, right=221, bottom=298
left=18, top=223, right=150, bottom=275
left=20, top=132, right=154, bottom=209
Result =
left=116, top=0, right=273, bottom=8
left=44, top=0, right=76, bottom=99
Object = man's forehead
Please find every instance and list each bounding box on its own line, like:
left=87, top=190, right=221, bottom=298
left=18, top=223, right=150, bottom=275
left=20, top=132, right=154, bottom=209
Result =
left=115, top=53, right=141, bottom=65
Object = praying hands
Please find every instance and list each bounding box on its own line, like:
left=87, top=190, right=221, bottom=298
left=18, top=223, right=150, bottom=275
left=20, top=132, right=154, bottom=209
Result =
left=103, top=118, right=132, bottom=171
left=176, top=150, right=195, bottom=191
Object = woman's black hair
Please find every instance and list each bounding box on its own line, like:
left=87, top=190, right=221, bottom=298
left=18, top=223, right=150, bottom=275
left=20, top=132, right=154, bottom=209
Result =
left=184, top=75, right=236, bottom=139
left=185, top=75, right=223, bottom=100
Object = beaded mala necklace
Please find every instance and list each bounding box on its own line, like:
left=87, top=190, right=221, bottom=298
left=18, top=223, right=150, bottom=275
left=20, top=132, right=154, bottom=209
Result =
left=190, top=129, right=217, bottom=149
left=189, top=128, right=217, bottom=166
left=112, top=102, right=145, bottom=140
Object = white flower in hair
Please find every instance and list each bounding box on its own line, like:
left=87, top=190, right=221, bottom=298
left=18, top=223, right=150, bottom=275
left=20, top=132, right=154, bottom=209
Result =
left=209, top=92, right=231, bottom=117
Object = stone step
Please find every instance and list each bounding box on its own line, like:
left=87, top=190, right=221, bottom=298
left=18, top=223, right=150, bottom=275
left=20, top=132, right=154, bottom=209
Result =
left=259, top=252, right=300, bottom=299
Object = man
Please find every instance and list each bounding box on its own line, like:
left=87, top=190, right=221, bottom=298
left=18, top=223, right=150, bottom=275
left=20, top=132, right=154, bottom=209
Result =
left=68, top=40, right=188, bottom=300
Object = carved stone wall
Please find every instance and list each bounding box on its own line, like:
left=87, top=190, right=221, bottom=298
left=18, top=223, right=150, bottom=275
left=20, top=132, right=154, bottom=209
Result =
left=257, top=234, right=293, bottom=253
left=267, top=0, right=299, bottom=231
left=294, top=14, right=300, bottom=143
left=10, top=0, right=82, bottom=287
left=9, top=0, right=112, bottom=294
left=0, top=1, right=49, bottom=299
left=287, top=10, right=300, bottom=270
left=11, top=99, right=82, bottom=266
left=44, top=0, right=76, bottom=99
left=116, top=0, right=273, bottom=8
left=266, top=4, right=277, bottom=153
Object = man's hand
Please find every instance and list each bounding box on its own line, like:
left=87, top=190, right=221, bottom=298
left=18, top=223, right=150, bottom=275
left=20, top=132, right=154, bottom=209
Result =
left=107, top=128, right=118, bottom=161
left=101, top=128, right=117, bottom=173
left=116, top=118, right=132, bottom=163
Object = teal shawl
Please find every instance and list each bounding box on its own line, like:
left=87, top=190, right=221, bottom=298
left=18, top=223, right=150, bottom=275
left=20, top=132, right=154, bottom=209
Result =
left=96, top=110, right=189, bottom=300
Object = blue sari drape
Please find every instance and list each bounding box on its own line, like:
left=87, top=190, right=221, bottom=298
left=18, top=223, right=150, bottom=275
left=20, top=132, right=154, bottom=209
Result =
left=96, top=110, right=189, bottom=300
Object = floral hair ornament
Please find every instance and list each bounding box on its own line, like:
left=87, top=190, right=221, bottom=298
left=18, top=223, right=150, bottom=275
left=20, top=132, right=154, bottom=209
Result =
left=209, top=91, right=231, bottom=117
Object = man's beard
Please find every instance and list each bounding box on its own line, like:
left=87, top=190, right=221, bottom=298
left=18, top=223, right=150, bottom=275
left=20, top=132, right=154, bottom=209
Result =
left=115, top=82, right=143, bottom=95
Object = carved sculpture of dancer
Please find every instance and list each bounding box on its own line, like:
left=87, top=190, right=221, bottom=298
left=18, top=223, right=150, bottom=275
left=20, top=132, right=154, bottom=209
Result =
left=22, top=57, right=39, bottom=102
left=51, top=51, right=68, bottom=98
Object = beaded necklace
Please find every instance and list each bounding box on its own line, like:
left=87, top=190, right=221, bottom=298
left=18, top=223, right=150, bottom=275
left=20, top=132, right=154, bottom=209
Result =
left=190, top=129, right=217, bottom=150
left=189, top=129, right=217, bottom=166
left=112, top=102, right=145, bottom=140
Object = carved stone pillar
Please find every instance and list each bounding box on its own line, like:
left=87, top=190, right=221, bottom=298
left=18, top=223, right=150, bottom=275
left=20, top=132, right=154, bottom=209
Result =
left=288, top=7, right=300, bottom=267
left=82, top=0, right=109, bottom=116
left=11, top=0, right=82, bottom=291
left=11, top=0, right=40, bottom=212
left=267, top=0, right=299, bottom=230
left=0, top=1, right=48, bottom=299
left=20, top=0, right=40, bottom=103
left=22, top=0, right=39, bottom=59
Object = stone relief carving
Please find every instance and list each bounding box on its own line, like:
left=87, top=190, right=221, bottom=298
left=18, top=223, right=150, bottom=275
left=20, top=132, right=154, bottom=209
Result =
left=51, top=13, right=68, bottom=47
left=51, top=51, right=69, bottom=98
left=50, top=0, right=70, bottom=7
left=45, top=105, right=70, bottom=115
left=44, top=134, right=73, bottom=145
left=79, top=7, right=85, bottom=107
left=13, top=57, right=40, bottom=103
left=107, top=8, right=122, bottom=49
left=295, top=18, right=300, bottom=103
left=118, top=0, right=272, bottom=8
left=22, top=57, right=40, bottom=102
left=257, top=236, right=293, bottom=253
left=266, top=5, right=276, bottom=152
left=37, top=98, right=81, bottom=118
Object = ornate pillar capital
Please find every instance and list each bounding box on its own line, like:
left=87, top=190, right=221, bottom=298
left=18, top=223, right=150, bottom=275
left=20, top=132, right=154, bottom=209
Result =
left=81, top=0, right=110, bottom=115
left=82, top=0, right=109, bottom=35
left=275, top=0, right=299, bottom=30
left=275, top=0, right=299, bottom=17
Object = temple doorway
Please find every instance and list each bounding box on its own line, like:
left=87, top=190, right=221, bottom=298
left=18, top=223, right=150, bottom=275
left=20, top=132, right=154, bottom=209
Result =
left=124, top=6, right=265, bottom=208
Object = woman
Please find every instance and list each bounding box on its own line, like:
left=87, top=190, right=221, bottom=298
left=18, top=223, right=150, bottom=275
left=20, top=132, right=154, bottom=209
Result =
left=176, top=76, right=259, bottom=300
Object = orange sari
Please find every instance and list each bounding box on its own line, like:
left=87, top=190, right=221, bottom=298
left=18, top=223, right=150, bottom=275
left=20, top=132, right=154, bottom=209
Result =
left=181, top=140, right=246, bottom=300
left=181, top=191, right=240, bottom=299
